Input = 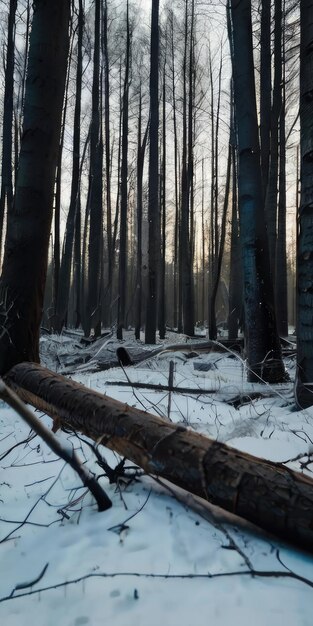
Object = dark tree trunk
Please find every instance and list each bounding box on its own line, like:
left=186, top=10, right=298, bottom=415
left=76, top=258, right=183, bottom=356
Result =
left=275, top=34, right=288, bottom=339
left=158, top=59, right=167, bottom=340
left=296, top=0, right=313, bottom=408
left=117, top=2, right=130, bottom=341
left=208, top=48, right=215, bottom=337
left=228, top=132, right=242, bottom=340
left=103, top=0, right=113, bottom=314
left=0, top=0, right=70, bottom=375
left=85, top=0, right=103, bottom=337
left=0, top=0, right=17, bottom=258
left=180, top=0, right=194, bottom=337
left=6, top=361, right=313, bottom=554
left=135, top=88, right=148, bottom=340
left=209, top=137, right=231, bottom=340
left=264, top=0, right=282, bottom=276
left=170, top=11, right=180, bottom=331
left=208, top=49, right=223, bottom=340
left=227, top=8, right=242, bottom=341
left=53, top=29, right=73, bottom=324
left=54, top=0, right=84, bottom=332
left=201, top=157, right=206, bottom=325
left=229, top=0, right=286, bottom=383
left=145, top=0, right=160, bottom=344
left=260, top=0, right=271, bottom=195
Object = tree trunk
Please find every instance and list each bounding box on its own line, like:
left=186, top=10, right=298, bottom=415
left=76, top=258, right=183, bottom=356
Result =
left=145, top=0, right=160, bottom=344
left=170, top=10, right=180, bottom=331
left=260, top=0, right=271, bottom=195
left=180, top=0, right=194, bottom=337
left=275, top=33, right=288, bottom=338
left=158, top=58, right=167, bottom=340
left=103, top=0, right=113, bottom=321
left=117, top=1, right=130, bottom=341
left=229, top=0, right=286, bottom=383
left=54, top=0, right=84, bottom=333
left=0, top=0, right=70, bottom=375
left=135, top=88, right=148, bottom=340
left=296, top=0, right=313, bottom=408
left=6, top=360, right=313, bottom=553
left=228, top=84, right=242, bottom=340
left=0, top=0, right=17, bottom=258
left=209, top=137, right=231, bottom=340
left=53, top=28, right=73, bottom=325
left=264, top=0, right=282, bottom=276
left=85, top=0, right=103, bottom=337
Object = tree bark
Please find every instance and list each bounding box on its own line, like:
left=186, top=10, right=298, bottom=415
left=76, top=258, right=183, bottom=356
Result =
left=5, top=360, right=313, bottom=553
left=103, top=0, right=113, bottom=315
left=209, top=107, right=231, bottom=341
left=85, top=0, right=103, bottom=337
left=180, top=0, right=194, bottom=337
left=54, top=0, right=84, bottom=333
left=264, top=0, right=282, bottom=276
left=296, top=0, right=313, bottom=408
left=260, top=0, right=271, bottom=195
left=275, top=44, right=288, bottom=338
left=0, top=0, right=17, bottom=258
left=228, top=84, right=242, bottom=340
left=145, top=0, right=160, bottom=344
left=117, top=1, right=131, bottom=341
left=0, top=0, right=70, bottom=375
left=158, top=57, right=167, bottom=340
left=229, top=0, right=286, bottom=383
left=135, top=88, right=148, bottom=340
left=170, top=10, right=180, bottom=331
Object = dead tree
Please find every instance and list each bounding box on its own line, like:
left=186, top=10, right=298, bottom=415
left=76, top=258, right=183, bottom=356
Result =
left=5, top=360, right=313, bottom=554
left=0, top=0, right=71, bottom=375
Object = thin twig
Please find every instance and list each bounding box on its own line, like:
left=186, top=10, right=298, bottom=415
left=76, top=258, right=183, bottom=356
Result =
left=1, top=566, right=312, bottom=603
left=0, top=378, right=112, bottom=512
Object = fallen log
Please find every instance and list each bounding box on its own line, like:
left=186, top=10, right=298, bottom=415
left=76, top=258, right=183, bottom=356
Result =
left=105, top=380, right=217, bottom=394
left=5, top=361, right=313, bottom=552
left=103, top=380, right=290, bottom=403
left=61, top=339, right=243, bottom=374
left=116, top=339, right=243, bottom=367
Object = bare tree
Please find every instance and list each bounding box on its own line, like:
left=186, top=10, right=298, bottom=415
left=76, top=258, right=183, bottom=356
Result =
left=296, top=0, right=313, bottom=407
left=229, top=0, right=286, bottom=382
left=117, top=0, right=131, bottom=340
left=0, top=0, right=71, bottom=374
left=145, top=0, right=160, bottom=344
left=0, top=0, right=17, bottom=259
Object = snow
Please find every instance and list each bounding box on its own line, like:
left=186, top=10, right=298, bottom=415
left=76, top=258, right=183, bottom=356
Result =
left=1, top=332, right=313, bottom=625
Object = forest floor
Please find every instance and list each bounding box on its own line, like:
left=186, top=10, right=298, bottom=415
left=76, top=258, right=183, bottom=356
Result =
left=0, top=330, right=313, bottom=625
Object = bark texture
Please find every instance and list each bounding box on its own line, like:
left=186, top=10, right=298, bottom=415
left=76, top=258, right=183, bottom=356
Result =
left=230, top=0, right=285, bottom=383
left=0, top=0, right=16, bottom=254
left=6, top=361, right=313, bottom=553
left=0, top=0, right=70, bottom=375
left=296, top=0, right=313, bottom=408
left=145, top=0, right=160, bottom=344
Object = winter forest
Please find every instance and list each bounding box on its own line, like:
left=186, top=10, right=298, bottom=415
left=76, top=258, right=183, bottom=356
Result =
left=1, top=0, right=313, bottom=623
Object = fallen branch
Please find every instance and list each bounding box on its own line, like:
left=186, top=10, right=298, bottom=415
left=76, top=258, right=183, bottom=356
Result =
left=60, top=339, right=243, bottom=374
left=5, top=361, right=313, bottom=552
left=105, top=380, right=217, bottom=394
left=0, top=377, right=112, bottom=512
left=103, top=380, right=287, bottom=405
left=1, top=564, right=313, bottom=603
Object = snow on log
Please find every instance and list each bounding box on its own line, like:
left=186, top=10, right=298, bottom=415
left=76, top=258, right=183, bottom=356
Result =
left=5, top=361, right=313, bottom=552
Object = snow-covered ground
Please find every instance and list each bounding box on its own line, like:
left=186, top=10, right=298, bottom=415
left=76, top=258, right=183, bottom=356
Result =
left=1, top=332, right=313, bottom=625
